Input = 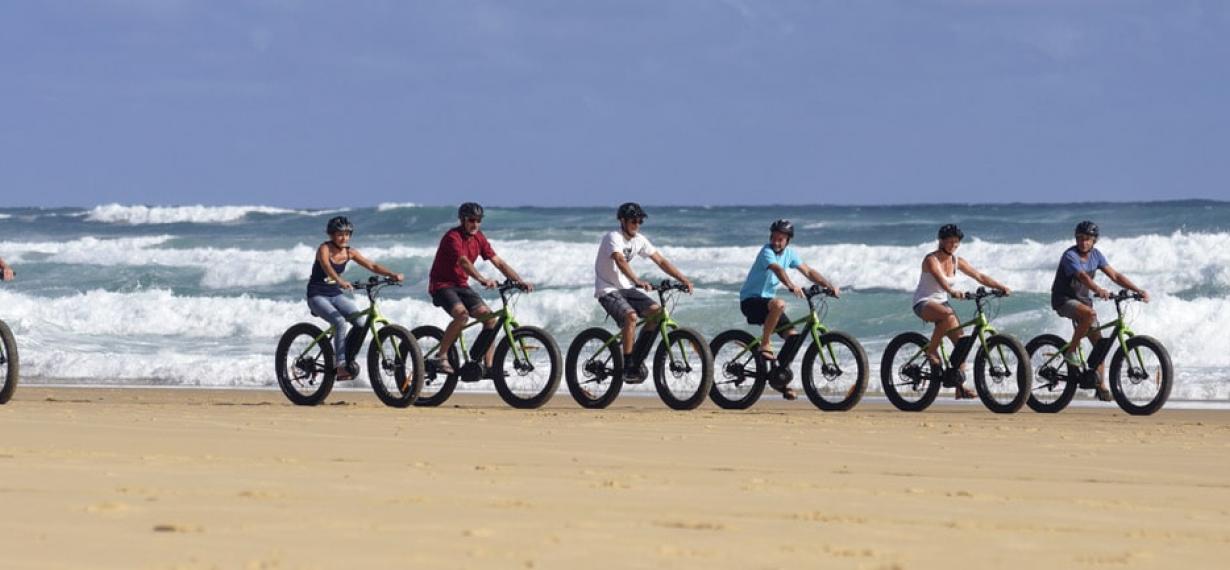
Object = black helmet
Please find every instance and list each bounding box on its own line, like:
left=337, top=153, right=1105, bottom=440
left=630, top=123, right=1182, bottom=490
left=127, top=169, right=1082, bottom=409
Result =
left=937, top=224, right=964, bottom=240
left=1074, top=220, right=1099, bottom=238
left=770, top=219, right=794, bottom=238
left=617, top=202, right=647, bottom=221
left=458, top=202, right=484, bottom=220
left=326, top=216, right=354, bottom=234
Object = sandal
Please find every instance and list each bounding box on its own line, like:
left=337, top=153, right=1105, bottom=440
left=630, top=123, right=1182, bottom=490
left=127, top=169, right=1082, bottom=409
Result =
left=955, top=385, right=977, bottom=400
left=1095, top=385, right=1113, bottom=402
left=757, top=348, right=777, bottom=362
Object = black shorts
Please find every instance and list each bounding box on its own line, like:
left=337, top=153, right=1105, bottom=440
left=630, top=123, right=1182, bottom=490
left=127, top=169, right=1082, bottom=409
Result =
left=740, top=297, right=792, bottom=329
left=431, top=286, right=487, bottom=315
left=598, top=289, right=657, bottom=327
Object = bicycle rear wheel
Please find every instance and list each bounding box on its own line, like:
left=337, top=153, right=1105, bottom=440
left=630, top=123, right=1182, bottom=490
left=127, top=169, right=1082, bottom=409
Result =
left=880, top=332, right=941, bottom=412
left=801, top=331, right=868, bottom=411
left=1025, top=334, right=1078, bottom=413
left=709, top=329, right=767, bottom=409
left=275, top=322, right=335, bottom=406
left=412, top=325, right=460, bottom=407
left=653, top=327, right=713, bottom=410
left=0, top=320, right=18, bottom=405
left=368, top=325, right=425, bottom=408
left=973, top=334, right=1031, bottom=413
left=492, top=326, right=562, bottom=409
left=565, top=327, right=623, bottom=409
left=1109, top=335, right=1172, bottom=416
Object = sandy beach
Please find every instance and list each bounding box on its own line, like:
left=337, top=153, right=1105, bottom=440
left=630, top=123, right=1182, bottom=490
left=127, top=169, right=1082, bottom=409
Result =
left=1, top=387, right=1228, bottom=569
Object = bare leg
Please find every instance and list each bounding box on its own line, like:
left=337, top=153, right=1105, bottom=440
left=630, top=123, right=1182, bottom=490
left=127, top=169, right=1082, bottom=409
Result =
left=761, top=298, right=786, bottom=357
left=437, top=305, right=469, bottom=373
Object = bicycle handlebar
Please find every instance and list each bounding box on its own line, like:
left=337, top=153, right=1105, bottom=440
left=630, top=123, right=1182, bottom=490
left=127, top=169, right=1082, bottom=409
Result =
left=653, top=279, right=689, bottom=292
left=348, top=276, right=402, bottom=290
left=1112, top=289, right=1144, bottom=302
left=959, top=287, right=1007, bottom=301
left=498, top=279, right=530, bottom=293
left=804, top=284, right=837, bottom=299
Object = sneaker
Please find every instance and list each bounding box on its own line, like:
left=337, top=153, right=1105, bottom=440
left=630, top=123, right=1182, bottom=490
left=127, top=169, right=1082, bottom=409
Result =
left=622, top=359, right=644, bottom=383
left=335, top=366, right=353, bottom=381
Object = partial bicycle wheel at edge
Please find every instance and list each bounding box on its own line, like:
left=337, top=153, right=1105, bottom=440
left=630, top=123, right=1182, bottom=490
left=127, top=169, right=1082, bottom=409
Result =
left=652, top=327, right=713, bottom=410
left=1025, top=334, right=1078, bottom=413
left=1109, top=335, right=1173, bottom=416
left=973, top=334, right=1031, bottom=414
left=801, top=331, right=868, bottom=411
left=491, top=325, right=562, bottom=409
left=412, top=325, right=460, bottom=407
left=367, top=324, right=425, bottom=408
left=709, top=329, right=768, bottom=410
left=0, top=320, right=18, bottom=405
left=275, top=322, right=335, bottom=406
left=565, top=327, right=624, bottom=409
left=880, top=331, right=942, bottom=412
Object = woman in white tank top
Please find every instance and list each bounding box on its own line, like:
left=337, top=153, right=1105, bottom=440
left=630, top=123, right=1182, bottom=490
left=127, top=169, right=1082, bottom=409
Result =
left=913, top=224, right=1013, bottom=398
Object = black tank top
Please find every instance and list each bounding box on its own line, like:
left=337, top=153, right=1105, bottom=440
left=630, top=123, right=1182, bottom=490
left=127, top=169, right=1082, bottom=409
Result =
left=306, top=245, right=350, bottom=297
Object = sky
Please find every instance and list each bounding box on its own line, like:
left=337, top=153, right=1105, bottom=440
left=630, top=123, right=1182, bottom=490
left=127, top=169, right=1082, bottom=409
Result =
left=2, top=0, right=1228, bottom=208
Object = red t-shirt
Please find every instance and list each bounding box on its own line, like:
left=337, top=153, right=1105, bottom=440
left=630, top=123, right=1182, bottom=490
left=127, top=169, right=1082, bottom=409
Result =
left=428, top=227, right=497, bottom=293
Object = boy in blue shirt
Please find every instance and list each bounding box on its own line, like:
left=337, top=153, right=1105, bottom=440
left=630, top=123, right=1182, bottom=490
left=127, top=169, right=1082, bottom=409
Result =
left=739, top=219, right=840, bottom=399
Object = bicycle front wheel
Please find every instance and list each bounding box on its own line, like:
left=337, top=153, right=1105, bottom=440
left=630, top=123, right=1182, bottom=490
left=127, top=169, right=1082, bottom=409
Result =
left=412, top=325, right=460, bottom=407
left=275, top=322, right=335, bottom=406
left=492, top=326, right=562, bottom=409
left=653, top=327, right=713, bottom=410
left=880, top=332, right=941, bottom=412
left=973, top=334, right=1031, bottom=413
left=801, top=331, right=868, bottom=411
left=0, top=320, right=18, bottom=405
left=1025, top=334, right=1078, bottom=413
left=709, top=329, right=767, bottom=409
left=1109, top=335, right=1173, bottom=416
left=565, top=327, right=623, bottom=409
left=367, top=325, right=425, bottom=408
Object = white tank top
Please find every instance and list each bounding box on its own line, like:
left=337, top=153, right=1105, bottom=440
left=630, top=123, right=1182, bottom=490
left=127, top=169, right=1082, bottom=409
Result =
left=913, top=253, right=958, bottom=307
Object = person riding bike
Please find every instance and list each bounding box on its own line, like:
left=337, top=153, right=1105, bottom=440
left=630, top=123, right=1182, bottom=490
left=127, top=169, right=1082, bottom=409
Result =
left=593, top=202, right=695, bottom=382
left=306, top=216, right=404, bottom=380
left=1050, top=220, right=1150, bottom=401
left=428, top=202, right=533, bottom=375
left=912, top=224, right=1012, bottom=399
left=738, top=219, right=840, bottom=400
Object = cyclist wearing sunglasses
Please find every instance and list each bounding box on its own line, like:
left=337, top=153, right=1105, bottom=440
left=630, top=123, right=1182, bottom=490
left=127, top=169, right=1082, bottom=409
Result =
left=593, top=202, right=694, bottom=381
left=428, top=202, right=533, bottom=374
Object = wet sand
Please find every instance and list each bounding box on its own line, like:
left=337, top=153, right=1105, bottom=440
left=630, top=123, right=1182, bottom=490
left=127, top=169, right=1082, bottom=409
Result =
left=1, top=387, right=1228, bottom=569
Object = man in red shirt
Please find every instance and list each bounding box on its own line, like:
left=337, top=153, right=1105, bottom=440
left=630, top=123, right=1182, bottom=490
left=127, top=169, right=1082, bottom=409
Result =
left=428, top=202, right=533, bottom=374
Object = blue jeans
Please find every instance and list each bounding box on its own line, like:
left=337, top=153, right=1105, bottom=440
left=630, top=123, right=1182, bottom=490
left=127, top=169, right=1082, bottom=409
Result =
left=306, top=294, right=367, bottom=366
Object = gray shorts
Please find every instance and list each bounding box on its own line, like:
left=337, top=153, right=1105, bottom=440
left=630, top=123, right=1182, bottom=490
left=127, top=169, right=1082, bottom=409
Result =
left=912, top=300, right=951, bottom=321
left=598, top=289, right=657, bottom=327
left=1056, top=299, right=1101, bottom=333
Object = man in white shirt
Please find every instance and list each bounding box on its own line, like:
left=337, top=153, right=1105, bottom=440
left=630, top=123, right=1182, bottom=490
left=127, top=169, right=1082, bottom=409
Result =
left=594, top=202, right=694, bottom=381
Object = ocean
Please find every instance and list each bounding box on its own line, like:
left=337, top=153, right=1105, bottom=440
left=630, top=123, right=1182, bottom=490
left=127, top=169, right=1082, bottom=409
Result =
left=0, top=201, right=1226, bottom=400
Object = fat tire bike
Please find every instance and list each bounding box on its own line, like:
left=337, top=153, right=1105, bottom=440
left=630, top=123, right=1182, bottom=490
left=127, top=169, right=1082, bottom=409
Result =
left=1027, top=289, right=1172, bottom=416
left=413, top=280, right=562, bottom=409
left=275, top=276, right=425, bottom=407
left=565, top=280, right=714, bottom=410
left=880, top=288, right=1031, bottom=413
left=709, top=285, right=868, bottom=410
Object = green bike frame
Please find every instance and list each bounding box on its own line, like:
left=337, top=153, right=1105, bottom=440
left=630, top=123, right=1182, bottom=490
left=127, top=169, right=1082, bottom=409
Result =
left=599, top=296, right=696, bottom=371
left=420, top=294, right=536, bottom=365
left=1040, top=313, right=1142, bottom=371
left=904, top=292, right=1014, bottom=371
left=726, top=302, right=842, bottom=368
left=298, top=295, right=401, bottom=366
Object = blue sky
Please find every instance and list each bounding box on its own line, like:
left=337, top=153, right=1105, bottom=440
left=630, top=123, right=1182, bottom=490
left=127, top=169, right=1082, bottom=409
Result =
left=2, top=1, right=1227, bottom=208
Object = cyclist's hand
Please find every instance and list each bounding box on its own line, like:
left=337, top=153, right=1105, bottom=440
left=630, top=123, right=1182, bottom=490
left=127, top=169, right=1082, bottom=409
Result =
left=481, top=278, right=498, bottom=289
left=339, top=279, right=354, bottom=291
left=521, top=281, right=535, bottom=292
left=682, top=279, right=694, bottom=294
left=1140, top=290, right=1150, bottom=303
left=830, top=285, right=841, bottom=298
left=790, top=284, right=804, bottom=298
left=1000, top=286, right=1011, bottom=297
left=391, top=273, right=405, bottom=283
left=1095, top=287, right=1111, bottom=300
left=953, top=290, right=966, bottom=300
left=636, top=279, right=652, bottom=290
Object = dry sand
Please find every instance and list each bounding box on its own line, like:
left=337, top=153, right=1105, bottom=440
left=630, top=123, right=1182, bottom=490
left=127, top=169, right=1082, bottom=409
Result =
left=1, top=387, right=1228, bottom=569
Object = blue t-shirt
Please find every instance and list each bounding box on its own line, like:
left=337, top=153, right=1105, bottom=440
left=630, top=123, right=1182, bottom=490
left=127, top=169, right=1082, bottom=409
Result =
left=739, top=245, right=803, bottom=300
left=1050, top=246, right=1108, bottom=309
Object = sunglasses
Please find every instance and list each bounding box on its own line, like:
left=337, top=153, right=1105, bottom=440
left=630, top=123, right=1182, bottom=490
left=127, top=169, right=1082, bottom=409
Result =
left=625, top=218, right=644, bottom=225
left=464, top=217, right=483, bottom=224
